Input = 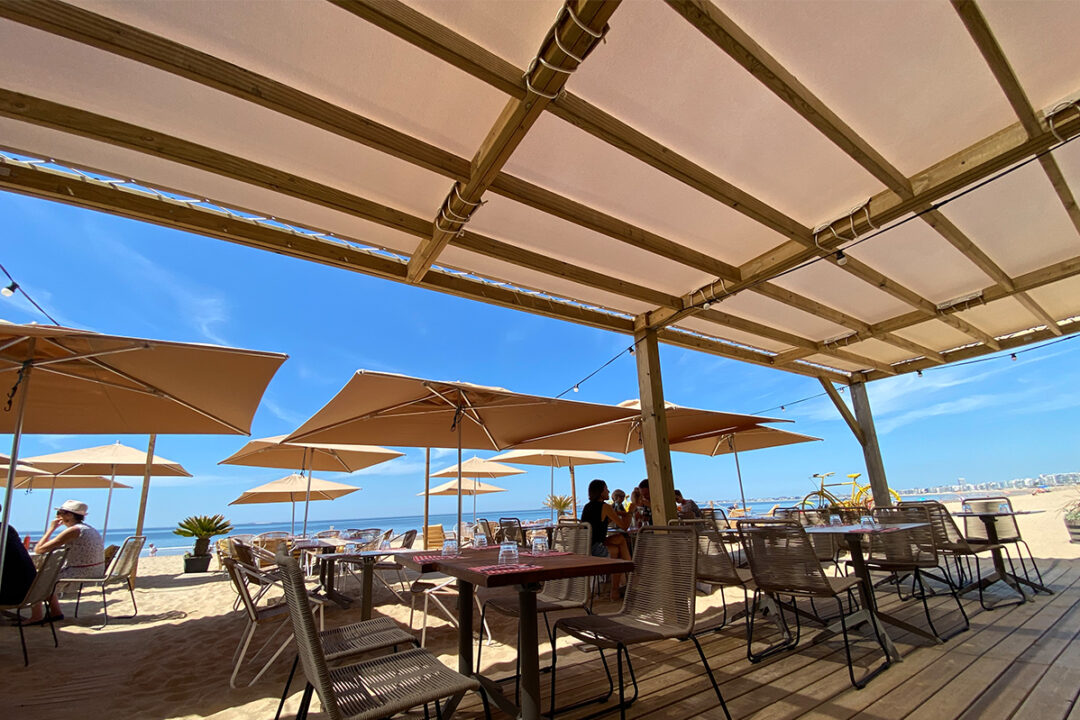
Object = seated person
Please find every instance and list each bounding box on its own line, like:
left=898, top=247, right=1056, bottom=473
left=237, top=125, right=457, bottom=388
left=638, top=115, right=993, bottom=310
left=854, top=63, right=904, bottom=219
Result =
left=0, top=506, right=36, bottom=607
left=580, top=479, right=632, bottom=601
left=627, top=478, right=654, bottom=528
left=28, top=500, right=105, bottom=623
left=610, top=488, right=627, bottom=513
left=675, top=489, right=703, bottom=519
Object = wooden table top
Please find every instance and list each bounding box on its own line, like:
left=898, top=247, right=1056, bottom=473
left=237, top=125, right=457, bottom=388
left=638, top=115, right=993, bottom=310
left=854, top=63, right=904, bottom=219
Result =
left=397, top=547, right=635, bottom=588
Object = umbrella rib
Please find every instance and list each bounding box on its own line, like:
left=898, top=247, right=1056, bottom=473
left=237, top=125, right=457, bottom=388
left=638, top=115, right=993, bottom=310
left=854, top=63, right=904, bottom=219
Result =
left=287, top=395, right=451, bottom=441
left=32, top=345, right=147, bottom=367
left=0, top=336, right=30, bottom=355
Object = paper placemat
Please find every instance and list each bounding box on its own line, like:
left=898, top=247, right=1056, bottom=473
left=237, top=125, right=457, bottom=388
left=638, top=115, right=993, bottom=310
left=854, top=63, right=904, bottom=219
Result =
left=412, top=554, right=463, bottom=563
left=472, top=563, right=543, bottom=574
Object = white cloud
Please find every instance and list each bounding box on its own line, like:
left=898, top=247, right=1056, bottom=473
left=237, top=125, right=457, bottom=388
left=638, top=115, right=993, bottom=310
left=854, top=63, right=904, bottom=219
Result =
left=261, top=397, right=304, bottom=426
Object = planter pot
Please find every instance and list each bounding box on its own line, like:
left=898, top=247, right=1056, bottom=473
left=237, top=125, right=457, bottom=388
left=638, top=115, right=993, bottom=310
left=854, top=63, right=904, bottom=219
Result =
left=1066, top=521, right=1080, bottom=544
left=183, top=555, right=213, bottom=573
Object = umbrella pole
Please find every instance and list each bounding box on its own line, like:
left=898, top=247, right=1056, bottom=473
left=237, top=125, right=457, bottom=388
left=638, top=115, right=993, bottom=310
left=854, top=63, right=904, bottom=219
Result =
left=301, top=448, right=312, bottom=536
left=1, top=355, right=34, bottom=592
left=730, top=436, right=748, bottom=511
left=291, top=501, right=296, bottom=535
left=43, top=478, right=57, bottom=536
left=102, top=469, right=116, bottom=543
left=423, top=449, right=431, bottom=550
left=473, top=489, right=477, bottom=525
left=456, top=417, right=463, bottom=541
left=569, top=464, right=578, bottom=520
left=550, top=465, right=555, bottom=522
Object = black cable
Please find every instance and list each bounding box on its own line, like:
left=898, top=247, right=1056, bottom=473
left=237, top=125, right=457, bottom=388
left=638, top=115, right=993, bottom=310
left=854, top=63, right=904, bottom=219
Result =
left=0, top=261, right=60, bottom=325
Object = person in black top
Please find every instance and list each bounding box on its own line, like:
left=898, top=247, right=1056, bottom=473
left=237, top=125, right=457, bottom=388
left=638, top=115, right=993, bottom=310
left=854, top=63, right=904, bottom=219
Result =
left=580, top=479, right=631, bottom=600
left=1, top=506, right=37, bottom=607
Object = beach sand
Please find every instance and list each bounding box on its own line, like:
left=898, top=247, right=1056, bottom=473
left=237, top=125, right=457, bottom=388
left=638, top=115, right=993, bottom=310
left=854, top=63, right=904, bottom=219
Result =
left=3, top=487, right=1078, bottom=719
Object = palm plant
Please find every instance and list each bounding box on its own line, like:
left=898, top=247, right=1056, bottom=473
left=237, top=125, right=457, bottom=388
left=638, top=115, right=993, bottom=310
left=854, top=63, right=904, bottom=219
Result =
left=543, top=494, right=575, bottom=518
left=174, top=514, right=233, bottom=557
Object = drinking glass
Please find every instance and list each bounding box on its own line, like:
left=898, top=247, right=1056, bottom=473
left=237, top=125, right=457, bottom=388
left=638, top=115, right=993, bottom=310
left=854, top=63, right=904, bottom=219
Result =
left=498, top=540, right=518, bottom=565
left=998, top=502, right=1010, bottom=514
left=475, top=532, right=488, bottom=548
left=859, top=515, right=874, bottom=528
left=531, top=536, right=548, bottom=555
left=441, top=539, right=458, bottom=556
left=829, top=515, right=843, bottom=526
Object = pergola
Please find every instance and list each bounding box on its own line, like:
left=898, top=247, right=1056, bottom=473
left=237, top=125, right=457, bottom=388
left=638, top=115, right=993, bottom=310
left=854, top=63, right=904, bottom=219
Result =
left=1, top=0, right=1078, bottom=522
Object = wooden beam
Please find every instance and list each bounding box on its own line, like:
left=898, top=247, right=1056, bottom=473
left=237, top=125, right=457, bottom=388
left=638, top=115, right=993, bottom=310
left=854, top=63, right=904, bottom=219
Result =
left=665, top=0, right=912, bottom=197
left=849, top=381, right=892, bottom=507
left=817, top=378, right=864, bottom=446
left=406, top=0, right=618, bottom=282
left=633, top=321, right=677, bottom=526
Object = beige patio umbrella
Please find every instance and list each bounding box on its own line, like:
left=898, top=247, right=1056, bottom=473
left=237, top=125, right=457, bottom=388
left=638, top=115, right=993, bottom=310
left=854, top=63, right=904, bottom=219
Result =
left=229, top=473, right=361, bottom=534
left=13, top=474, right=131, bottom=535
left=24, top=442, right=190, bottom=540
left=0, top=323, right=284, bottom=589
left=431, top=457, right=523, bottom=524
left=488, top=449, right=622, bottom=521
left=220, top=435, right=402, bottom=535
left=285, top=370, right=638, bottom=538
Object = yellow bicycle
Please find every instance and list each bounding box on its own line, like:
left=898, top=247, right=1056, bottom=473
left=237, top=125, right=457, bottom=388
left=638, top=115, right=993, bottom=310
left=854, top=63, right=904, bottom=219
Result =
left=801, top=472, right=901, bottom=510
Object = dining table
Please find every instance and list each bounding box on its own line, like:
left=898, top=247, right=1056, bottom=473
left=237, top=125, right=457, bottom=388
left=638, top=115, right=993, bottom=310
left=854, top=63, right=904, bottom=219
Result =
left=313, top=548, right=419, bottom=618
left=804, top=522, right=933, bottom=661
left=398, top=546, right=635, bottom=720
left=953, top=508, right=1052, bottom=602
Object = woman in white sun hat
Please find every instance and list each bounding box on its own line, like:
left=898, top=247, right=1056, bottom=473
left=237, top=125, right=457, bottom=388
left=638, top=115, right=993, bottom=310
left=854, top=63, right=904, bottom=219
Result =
left=26, top=500, right=104, bottom=624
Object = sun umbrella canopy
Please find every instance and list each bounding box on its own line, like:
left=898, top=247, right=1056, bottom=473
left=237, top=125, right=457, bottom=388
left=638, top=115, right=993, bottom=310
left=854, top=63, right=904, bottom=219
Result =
left=285, top=370, right=640, bottom=450
left=23, top=442, right=191, bottom=477
left=670, top=426, right=821, bottom=456
left=510, top=399, right=790, bottom=453
left=431, top=456, right=527, bottom=479
left=220, top=435, right=403, bottom=472
left=0, top=323, right=286, bottom=435
left=419, top=478, right=508, bottom=496
left=487, top=449, right=622, bottom=468
left=0, top=462, right=49, bottom=478
left=229, top=473, right=360, bottom=504
left=12, top=475, right=130, bottom=490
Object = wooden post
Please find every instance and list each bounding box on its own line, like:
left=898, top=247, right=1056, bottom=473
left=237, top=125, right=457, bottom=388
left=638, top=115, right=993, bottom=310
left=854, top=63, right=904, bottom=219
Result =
left=849, top=380, right=892, bottom=507
left=422, top=448, right=431, bottom=550
left=131, top=433, right=156, bottom=586
left=568, top=464, right=578, bottom=519
left=633, top=322, right=677, bottom=525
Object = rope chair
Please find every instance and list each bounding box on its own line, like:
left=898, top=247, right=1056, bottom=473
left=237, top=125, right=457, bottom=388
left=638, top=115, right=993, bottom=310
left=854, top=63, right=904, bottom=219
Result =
left=340, top=529, right=419, bottom=602
left=64, top=535, right=145, bottom=627
left=476, top=518, right=500, bottom=544
left=738, top=519, right=891, bottom=689
left=1, top=547, right=68, bottom=665
left=793, top=508, right=844, bottom=571
left=549, top=526, right=730, bottom=720
left=498, top=518, right=529, bottom=548
left=898, top=500, right=1015, bottom=610
left=315, top=529, right=342, bottom=539
left=673, top=519, right=754, bottom=633
left=866, top=506, right=969, bottom=642
left=274, top=552, right=489, bottom=720
left=961, top=496, right=1045, bottom=590
left=476, top=523, right=591, bottom=700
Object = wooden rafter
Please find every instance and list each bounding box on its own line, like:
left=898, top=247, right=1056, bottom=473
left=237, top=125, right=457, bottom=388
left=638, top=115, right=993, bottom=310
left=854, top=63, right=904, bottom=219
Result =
left=0, top=157, right=852, bottom=384
left=404, top=0, right=618, bottom=282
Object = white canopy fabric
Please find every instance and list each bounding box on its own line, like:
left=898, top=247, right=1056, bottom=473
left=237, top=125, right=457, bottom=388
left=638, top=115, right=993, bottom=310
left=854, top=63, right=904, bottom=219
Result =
left=229, top=473, right=360, bottom=535
left=430, top=456, right=527, bottom=480
left=0, top=1, right=1076, bottom=386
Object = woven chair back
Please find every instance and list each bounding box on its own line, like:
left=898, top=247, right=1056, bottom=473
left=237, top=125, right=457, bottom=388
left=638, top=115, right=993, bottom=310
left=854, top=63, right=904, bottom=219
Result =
left=738, top=519, right=835, bottom=597
left=315, top=530, right=341, bottom=539
left=701, top=507, right=729, bottom=530
left=792, top=509, right=837, bottom=562
left=108, top=536, right=146, bottom=581
left=391, top=529, right=418, bottom=549
left=899, top=500, right=968, bottom=549
left=476, top=519, right=499, bottom=543
left=499, top=518, right=528, bottom=548
left=540, top=523, right=591, bottom=605
left=254, top=536, right=289, bottom=560
left=870, top=506, right=937, bottom=567
left=962, top=496, right=1021, bottom=543
left=255, top=531, right=289, bottom=541
left=772, top=507, right=801, bottom=520
left=230, top=538, right=258, bottom=570
left=22, top=547, right=69, bottom=607
left=222, top=557, right=261, bottom=622
left=622, top=526, right=697, bottom=635
left=674, top=520, right=741, bottom=585
left=276, top=553, right=343, bottom=720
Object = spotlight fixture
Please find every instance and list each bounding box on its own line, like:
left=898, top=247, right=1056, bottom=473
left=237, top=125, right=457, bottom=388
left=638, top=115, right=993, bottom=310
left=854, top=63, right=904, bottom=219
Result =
left=1, top=281, right=17, bottom=298
left=835, top=249, right=848, bottom=266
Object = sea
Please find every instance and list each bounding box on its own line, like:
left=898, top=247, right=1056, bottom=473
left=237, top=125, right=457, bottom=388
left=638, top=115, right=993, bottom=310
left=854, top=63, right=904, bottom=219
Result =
left=99, top=494, right=982, bottom=557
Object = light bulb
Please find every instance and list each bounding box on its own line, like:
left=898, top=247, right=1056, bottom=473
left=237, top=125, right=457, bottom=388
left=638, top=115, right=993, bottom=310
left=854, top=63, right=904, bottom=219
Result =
left=780, top=405, right=786, bottom=412
left=702, top=301, right=712, bottom=310
left=1, top=282, right=17, bottom=298
left=1010, top=353, right=1017, bottom=362
left=917, top=370, right=923, bottom=377
left=572, top=385, right=579, bottom=393
left=835, top=249, right=848, bottom=266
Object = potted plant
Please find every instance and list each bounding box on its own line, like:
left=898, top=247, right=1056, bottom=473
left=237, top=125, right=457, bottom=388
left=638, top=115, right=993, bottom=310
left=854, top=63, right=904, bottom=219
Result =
left=544, top=494, right=575, bottom=519
left=174, top=514, right=232, bottom=573
left=1064, top=498, right=1080, bottom=544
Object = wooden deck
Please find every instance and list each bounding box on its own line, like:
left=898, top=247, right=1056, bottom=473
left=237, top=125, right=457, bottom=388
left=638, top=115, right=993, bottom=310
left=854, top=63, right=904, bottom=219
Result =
left=454, top=557, right=1080, bottom=719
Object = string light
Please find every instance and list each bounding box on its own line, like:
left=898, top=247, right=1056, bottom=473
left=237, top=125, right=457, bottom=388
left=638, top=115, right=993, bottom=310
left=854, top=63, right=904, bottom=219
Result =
left=572, top=384, right=579, bottom=393
left=1, top=282, right=17, bottom=297
left=1011, top=353, right=1017, bottom=361
left=0, top=263, right=58, bottom=324
left=835, top=249, right=848, bottom=266
left=917, top=369, right=923, bottom=377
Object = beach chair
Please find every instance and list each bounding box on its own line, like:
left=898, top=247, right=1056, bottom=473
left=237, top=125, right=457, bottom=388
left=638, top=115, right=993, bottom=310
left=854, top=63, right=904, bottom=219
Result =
left=498, top=517, right=529, bottom=548
left=65, top=535, right=145, bottom=628
left=315, top=529, right=342, bottom=539
left=476, top=518, right=500, bottom=544
left=1, top=547, right=68, bottom=666
left=866, top=506, right=968, bottom=641
left=476, top=523, right=590, bottom=697
left=738, top=519, right=890, bottom=688
left=961, top=496, right=1044, bottom=589
left=549, top=526, right=730, bottom=720
left=373, top=529, right=418, bottom=599
left=275, top=553, right=489, bottom=720
left=423, top=524, right=446, bottom=551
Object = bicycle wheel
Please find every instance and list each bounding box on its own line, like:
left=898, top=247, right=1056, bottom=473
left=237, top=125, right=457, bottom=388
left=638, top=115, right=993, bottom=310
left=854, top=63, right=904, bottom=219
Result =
left=854, top=486, right=902, bottom=508
left=801, top=491, right=831, bottom=510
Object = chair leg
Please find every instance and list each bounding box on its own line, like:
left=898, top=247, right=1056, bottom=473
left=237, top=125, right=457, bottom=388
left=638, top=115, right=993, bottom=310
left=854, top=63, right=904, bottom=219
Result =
left=100, top=584, right=109, bottom=628
left=475, top=602, right=487, bottom=673
left=275, top=655, right=298, bottom=720
left=17, top=608, right=28, bottom=666
left=689, top=634, right=731, bottom=720
left=837, top=596, right=891, bottom=689
left=230, top=623, right=257, bottom=688
left=47, top=612, right=59, bottom=648
left=296, top=683, right=314, bottom=720
left=1018, top=540, right=1046, bottom=589
left=74, top=584, right=83, bottom=617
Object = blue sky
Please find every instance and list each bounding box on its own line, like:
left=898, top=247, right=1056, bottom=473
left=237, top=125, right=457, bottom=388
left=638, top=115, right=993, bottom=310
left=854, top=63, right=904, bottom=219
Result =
left=2, top=191, right=1078, bottom=532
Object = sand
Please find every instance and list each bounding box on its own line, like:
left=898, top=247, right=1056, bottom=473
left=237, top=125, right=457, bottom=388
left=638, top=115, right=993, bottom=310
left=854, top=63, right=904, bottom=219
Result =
left=3, top=487, right=1078, bottom=719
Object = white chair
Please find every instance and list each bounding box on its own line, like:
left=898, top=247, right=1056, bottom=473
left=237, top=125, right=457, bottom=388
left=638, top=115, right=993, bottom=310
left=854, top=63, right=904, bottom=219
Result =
left=64, top=535, right=145, bottom=627
left=1, top=547, right=68, bottom=665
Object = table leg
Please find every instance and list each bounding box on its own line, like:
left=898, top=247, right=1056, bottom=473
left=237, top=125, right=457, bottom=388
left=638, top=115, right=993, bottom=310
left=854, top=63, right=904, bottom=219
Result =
left=518, top=583, right=541, bottom=720
left=845, top=535, right=902, bottom=662
left=458, top=580, right=474, bottom=677
left=361, top=557, right=374, bottom=620
left=321, top=557, right=353, bottom=610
